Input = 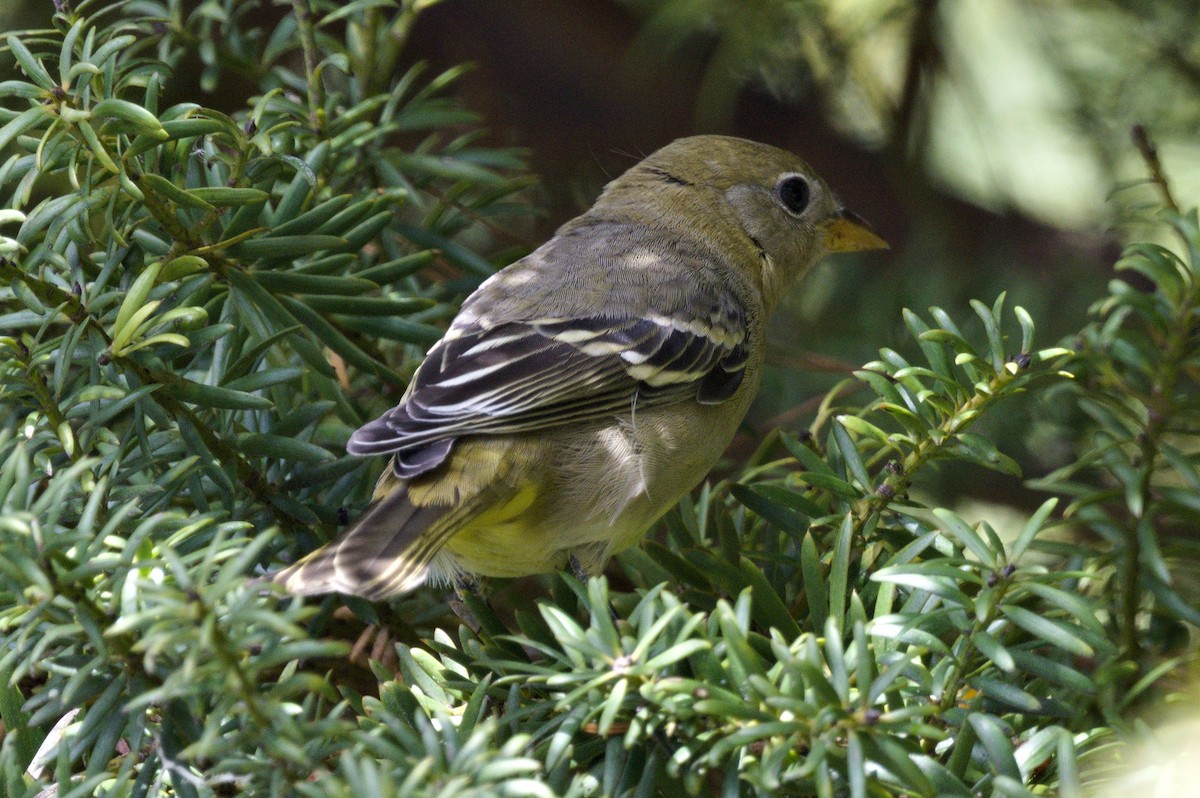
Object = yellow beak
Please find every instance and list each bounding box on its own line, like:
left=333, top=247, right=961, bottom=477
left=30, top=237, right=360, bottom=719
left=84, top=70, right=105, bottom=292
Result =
left=822, top=209, right=889, bottom=253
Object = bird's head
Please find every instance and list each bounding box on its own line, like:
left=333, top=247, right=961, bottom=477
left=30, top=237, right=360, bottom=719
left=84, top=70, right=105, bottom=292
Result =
left=608, top=135, right=888, bottom=310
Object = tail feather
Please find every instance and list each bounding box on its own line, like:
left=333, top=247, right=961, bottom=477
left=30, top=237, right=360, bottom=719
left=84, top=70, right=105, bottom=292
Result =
left=274, top=438, right=527, bottom=600
left=273, top=483, right=454, bottom=600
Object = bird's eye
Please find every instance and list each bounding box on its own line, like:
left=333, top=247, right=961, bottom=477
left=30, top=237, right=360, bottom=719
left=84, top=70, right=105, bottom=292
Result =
left=775, top=174, right=811, bottom=215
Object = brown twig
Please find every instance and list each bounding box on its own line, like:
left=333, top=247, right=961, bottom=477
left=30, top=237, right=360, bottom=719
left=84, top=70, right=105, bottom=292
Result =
left=1131, top=124, right=1180, bottom=214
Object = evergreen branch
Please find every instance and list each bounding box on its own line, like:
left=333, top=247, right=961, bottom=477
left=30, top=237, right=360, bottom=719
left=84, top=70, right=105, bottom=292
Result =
left=852, top=359, right=1031, bottom=531
left=1132, top=124, right=1180, bottom=214
left=291, top=0, right=324, bottom=132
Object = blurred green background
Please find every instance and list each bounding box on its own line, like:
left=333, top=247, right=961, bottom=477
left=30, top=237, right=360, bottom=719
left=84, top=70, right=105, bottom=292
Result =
left=3, top=0, right=1197, bottom=511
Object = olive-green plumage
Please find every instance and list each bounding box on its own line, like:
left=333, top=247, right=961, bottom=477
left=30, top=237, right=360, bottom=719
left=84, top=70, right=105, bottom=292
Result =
left=274, top=135, right=886, bottom=600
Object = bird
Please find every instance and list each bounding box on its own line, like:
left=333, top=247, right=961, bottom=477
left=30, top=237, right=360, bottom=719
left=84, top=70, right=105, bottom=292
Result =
left=273, top=135, right=887, bottom=601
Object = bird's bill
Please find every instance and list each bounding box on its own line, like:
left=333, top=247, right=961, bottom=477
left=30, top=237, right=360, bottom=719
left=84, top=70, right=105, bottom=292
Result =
left=822, top=209, right=889, bottom=253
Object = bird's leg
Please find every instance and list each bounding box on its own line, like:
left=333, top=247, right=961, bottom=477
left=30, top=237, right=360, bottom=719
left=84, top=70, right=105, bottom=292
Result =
left=567, top=551, right=620, bottom=623
left=348, top=618, right=396, bottom=672
left=568, top=553, right=591, bottom=584
left=449, top=573, right=487, bottom=632
left=454, top=571, right=484, bottom=597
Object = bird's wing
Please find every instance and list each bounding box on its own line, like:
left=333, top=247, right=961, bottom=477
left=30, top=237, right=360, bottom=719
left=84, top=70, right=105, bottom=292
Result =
left=346, top=303, right=749, bottom=477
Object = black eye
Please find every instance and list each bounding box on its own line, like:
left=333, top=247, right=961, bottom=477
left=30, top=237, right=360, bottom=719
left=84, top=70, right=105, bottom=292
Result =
left=776, top=175, right=810, bottom=215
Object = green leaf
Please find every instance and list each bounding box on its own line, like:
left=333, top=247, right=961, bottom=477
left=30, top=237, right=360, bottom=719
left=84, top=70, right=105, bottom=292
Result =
left=279, top=295, right=406, bottom=387
left=928, top=507, right=998, bottom=567
left=1000, top=606, right=1093, bottom=658
left=251, top=271, right=379, bottom=295
left=6, top=34, right=55, bottom=89
left=1006, top=648, right=1094, bottom=694
left=972, top=630, right=1015, bottom=672
left=220, top=366, right=305, bottom=395
left=0, top=79, right=45, bottom=99
left=1055, top=728, right=1082, bottom=798
left=109, top=299, right=164, bottom=353
left=161, top=117, right=228, bottom=139
left=76, top=385, right=162, bottom=432
left=971, top=295, right=1006, bottom=371
left=167, top=379, right=274, bottom=410
left=1147, top=575, right=1200, bottom=626
left=949, top=432, right=1022, bottom=477
left=313, top=198, right=379, bottom=236
left=0, top=106, right=49, bottom=154
left=112, top=261, right=163, bottom=341
left=88, top=34, right=138, bottom=71
left=737, top=557, right=800, bottom=638
left=399, top=224, right=496, bottom=278
left=1010, top=498, right=1057, bottom=561
left=334, top=314, right=446, bottom=345
left=904, top=308, right=956, bottom=383
left=224, top=268, right=337, bottom=379
left=320, top=0, right=400, bottom=25
left=828, top=513, right=852, bottom=626
left=356, top=251, right=435, bottom=284
left=270, top=194, right=353, bottom=237
left=729, top=483, right=807, bottom=534
left=591, top=675, right=627, bottom=737
left=796, top=471, right=860, bottom=497
left=1017, top=582, right=1105, bottom=637
left=868, top=618, right=953, bottom=656
left=91, top=98, right=167, bottom=138
left=801, top=533, right=827, bottom=630
left=846, top=730, right=866, bottom=798
left=233, top=234, right=346, bottom=259
left=299, top=295, right=432, bottom=315
left=871, top=571, right=971, bottom=607
left=139, top=173, right=215, bottom=211
left=967, top=713, right=1022, bottom=782
left=189, top=187, right=271, bottom=207
left=1116, top=243, right=1187, bottom=304
left=838, top=414, right=892, bottom=447
left=339, top=210, right=394, bottom=250
left=160, top=255, right=211, bottom=282
left=854, top=367, right=903, bottom=404
left=831, top=418, right=871, bottom=489
left=861, top=736, right=936, bottom=796
left=642, top=639, right=710, bottom=671
left=77, top=119, right=122, bottom=175
left=745, top=483, right=824, bottom=517
left=394, top=152, right=507, bottom=185
left=919, top=328, right=974, bottom=355
left=237, top=433, right=332, bottom=463
left=971, top=676, right=1042, bottom=712
left=780, top=432, right=837, bottom=475
left=1014, top=305, right=1036, bottom=355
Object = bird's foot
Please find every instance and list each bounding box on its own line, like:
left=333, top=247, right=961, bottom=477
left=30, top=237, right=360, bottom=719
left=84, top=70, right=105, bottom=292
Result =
left=450, top=573, right=487, bottom=632
left=567, top=553, right=620, bottom=623
left=568, top=554, right=591, bottom=584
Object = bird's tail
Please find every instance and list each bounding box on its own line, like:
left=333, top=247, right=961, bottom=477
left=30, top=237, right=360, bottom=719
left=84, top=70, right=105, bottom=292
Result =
left=272, top=476, right=459, bottom=600
left=274, top=438, right=529, bottom=600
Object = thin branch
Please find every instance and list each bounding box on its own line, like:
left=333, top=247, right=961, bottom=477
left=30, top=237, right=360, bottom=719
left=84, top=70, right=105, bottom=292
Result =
left=892, top=0, right=940, bottom=153
left=1131, top=124, right=1180, bottom=214
left=291, top=0, right=324, bottom=132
